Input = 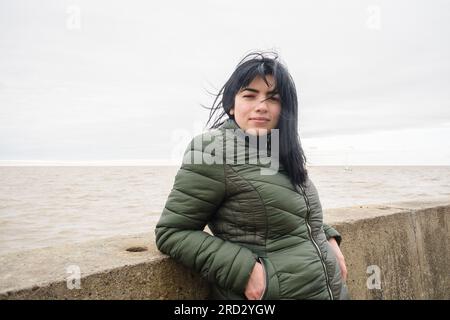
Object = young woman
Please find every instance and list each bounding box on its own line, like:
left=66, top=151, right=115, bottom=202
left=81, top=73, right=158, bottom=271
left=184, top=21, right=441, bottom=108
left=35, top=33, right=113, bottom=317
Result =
left=155, top=51, right=349, bottom=300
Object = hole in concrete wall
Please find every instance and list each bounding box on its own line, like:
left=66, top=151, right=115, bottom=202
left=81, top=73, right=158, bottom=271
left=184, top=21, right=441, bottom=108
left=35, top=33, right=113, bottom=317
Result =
left=126, top=246, right=148, bottom=252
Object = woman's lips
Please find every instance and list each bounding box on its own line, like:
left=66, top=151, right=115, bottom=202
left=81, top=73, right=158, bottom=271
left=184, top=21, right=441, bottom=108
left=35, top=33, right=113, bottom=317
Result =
left=249, top=118, right=270, bottom=123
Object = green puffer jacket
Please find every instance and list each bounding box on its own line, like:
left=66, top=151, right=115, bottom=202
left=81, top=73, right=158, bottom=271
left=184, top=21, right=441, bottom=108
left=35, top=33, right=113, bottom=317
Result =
left=155, top=118, right=349, bottom=300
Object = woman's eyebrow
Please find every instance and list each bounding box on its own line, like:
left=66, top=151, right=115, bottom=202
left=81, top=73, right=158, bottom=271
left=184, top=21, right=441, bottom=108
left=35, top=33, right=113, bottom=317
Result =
left=241, top=87, right=279, bottom=94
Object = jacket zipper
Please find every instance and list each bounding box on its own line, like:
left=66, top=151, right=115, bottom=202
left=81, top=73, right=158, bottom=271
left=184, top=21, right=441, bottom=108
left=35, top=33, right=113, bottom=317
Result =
left=297, top=184, right=334, bottom=300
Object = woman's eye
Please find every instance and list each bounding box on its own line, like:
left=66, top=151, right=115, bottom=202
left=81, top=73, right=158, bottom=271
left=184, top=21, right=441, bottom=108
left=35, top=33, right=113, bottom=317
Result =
left=242, top=95, right=279, bottom=101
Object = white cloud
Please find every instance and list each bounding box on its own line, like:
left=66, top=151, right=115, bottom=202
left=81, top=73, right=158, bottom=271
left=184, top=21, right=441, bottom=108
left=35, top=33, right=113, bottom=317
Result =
left=0, top=0, right=449, bottom=164
left=303, top=123, right=450, bottom=165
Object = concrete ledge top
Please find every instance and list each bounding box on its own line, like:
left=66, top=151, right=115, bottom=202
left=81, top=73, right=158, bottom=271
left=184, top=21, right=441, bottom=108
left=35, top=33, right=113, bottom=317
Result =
left=0, top=233, right=159, bottom=294
left=323, top=197, right=450, bottom=224
left=1, top=197, right=449, bottom=296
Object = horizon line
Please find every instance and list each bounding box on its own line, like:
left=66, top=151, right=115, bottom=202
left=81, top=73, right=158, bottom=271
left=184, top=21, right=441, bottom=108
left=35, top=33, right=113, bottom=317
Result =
left=0, top=160, right=449, bottom=167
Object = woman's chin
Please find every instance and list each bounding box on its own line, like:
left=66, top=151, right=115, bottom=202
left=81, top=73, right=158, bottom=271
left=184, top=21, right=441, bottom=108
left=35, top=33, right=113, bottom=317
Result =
left=245, top=127, right=270, bottom=136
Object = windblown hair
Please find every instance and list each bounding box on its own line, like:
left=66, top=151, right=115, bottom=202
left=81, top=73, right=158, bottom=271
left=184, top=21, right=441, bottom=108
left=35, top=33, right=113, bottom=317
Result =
left=203, top=50, right=309, bottom=187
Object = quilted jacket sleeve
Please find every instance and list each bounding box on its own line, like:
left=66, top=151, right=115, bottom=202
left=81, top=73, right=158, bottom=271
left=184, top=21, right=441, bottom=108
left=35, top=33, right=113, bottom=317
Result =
left=155, top=134, right=257, bottom=294
left=323, top=223, right=342, bottom=246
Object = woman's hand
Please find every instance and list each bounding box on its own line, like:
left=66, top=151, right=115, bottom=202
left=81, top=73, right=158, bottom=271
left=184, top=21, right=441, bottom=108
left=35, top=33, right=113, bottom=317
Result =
left=244, top=261, right=266, bottom=300
left=328, top=237, right=348, bottom=282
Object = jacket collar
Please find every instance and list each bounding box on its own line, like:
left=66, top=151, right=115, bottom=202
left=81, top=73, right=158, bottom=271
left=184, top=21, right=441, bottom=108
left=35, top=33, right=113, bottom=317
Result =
left=219, top=118, right=240, bottom=130
left=217, top=118, right=282, bottom=171
left=219, top=118, right=273, bottom=145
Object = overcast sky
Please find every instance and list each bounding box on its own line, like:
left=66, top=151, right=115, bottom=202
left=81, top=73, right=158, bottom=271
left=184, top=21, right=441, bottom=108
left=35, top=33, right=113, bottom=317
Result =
left=0, top=0, right=449, bottom=165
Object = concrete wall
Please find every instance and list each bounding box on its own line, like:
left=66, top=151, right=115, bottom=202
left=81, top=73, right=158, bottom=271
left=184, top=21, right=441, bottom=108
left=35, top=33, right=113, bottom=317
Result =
left=0, top=199, right=448, bottom=300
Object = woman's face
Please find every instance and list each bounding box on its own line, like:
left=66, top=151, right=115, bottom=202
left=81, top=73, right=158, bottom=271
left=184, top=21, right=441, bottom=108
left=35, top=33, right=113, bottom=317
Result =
left=230, top=75, right=281, bottom=136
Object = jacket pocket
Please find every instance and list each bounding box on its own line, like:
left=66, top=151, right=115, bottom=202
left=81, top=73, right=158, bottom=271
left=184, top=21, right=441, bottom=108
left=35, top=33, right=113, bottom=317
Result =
left=257, top=257, right=268, bottom=300
left=257, top=256, right=280, bottom=300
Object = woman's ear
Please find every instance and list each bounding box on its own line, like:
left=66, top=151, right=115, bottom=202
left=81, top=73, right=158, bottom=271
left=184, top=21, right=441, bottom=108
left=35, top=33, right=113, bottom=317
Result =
left=229, top=108, right=234, bottom=115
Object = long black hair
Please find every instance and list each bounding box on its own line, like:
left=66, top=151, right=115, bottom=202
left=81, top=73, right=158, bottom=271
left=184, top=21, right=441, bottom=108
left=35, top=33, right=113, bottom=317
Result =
left=203, top=50, right=309, bottom=187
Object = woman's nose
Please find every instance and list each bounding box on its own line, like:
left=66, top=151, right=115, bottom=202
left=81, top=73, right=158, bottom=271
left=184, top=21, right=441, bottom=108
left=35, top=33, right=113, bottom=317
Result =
left=254, top=99, right=269, bottom=111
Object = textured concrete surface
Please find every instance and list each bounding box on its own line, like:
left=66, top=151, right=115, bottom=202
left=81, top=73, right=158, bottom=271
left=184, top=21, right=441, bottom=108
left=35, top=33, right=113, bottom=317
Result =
left=0, top=198, right=448, bottom=300
left=332, top=199, right=449, bottom=299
